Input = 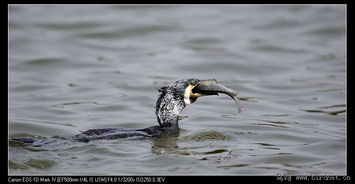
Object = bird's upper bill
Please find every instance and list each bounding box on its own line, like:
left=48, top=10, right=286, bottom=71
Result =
left=183, top=79, right=245, bottom=113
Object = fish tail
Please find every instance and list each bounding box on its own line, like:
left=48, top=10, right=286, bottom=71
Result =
left=235, top=99, right=246, bottom=113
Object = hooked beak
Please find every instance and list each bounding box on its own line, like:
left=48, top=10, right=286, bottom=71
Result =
left=190, top=79, right=245, bottom=113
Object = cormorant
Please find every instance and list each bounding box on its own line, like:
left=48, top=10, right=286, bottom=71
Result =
left=12, top=78, right=245, bottom=145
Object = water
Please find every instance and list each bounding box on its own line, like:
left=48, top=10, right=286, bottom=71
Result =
left=8, top=5, right=346, bottom=175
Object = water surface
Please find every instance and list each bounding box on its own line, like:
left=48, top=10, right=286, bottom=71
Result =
left=9, top=4, right=346, bottom=175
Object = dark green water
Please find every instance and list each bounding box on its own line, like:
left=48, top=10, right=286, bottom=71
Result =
left=9, top=5, right=346, bottom=175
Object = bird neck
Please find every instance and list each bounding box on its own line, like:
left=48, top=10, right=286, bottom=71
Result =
left=156, top=91, right=186, bottom=128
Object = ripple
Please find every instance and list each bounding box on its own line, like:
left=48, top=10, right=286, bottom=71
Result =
left=79, top=25, right=177, bottom=40
left=238, top=96, right=262, bottom=102
left=38, top=22, right=102, bottom=30
left=255, top=142, right=280, bottom=150
left=318, top=104, right=346, bottom=109
left=203, top=149, right=229, bottom=155
left=181, top=130, right=231, bottom=142
left=184, top=37, right=223, bottom=45
left=9, top=160, right=29, bottom=170
left=24, top=159, right=56, bottom=170
left=111, top=4, right=172, bottom=10
left=51, top=101, right=98, bottom=108
left=305, top=25, right=345, bottom=36
left=11, top=118, right=75, bottom=127
left=301, top=109, right=346, bottom=116
left=216, top=163, right=250, bottom=169
left=25, top=58, right=65, bottom=66
left=262, top=114, right=290, bottom=117
left=250, top=44, right=308, bottom=54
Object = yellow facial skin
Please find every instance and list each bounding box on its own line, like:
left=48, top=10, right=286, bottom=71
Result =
left=184, top=84, right=204, bottom=105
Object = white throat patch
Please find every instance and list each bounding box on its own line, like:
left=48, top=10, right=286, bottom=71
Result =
left=183, top=85, right=192, bottom=105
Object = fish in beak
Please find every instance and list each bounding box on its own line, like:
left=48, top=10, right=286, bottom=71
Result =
left=189, top=79, right=246, bottom=113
